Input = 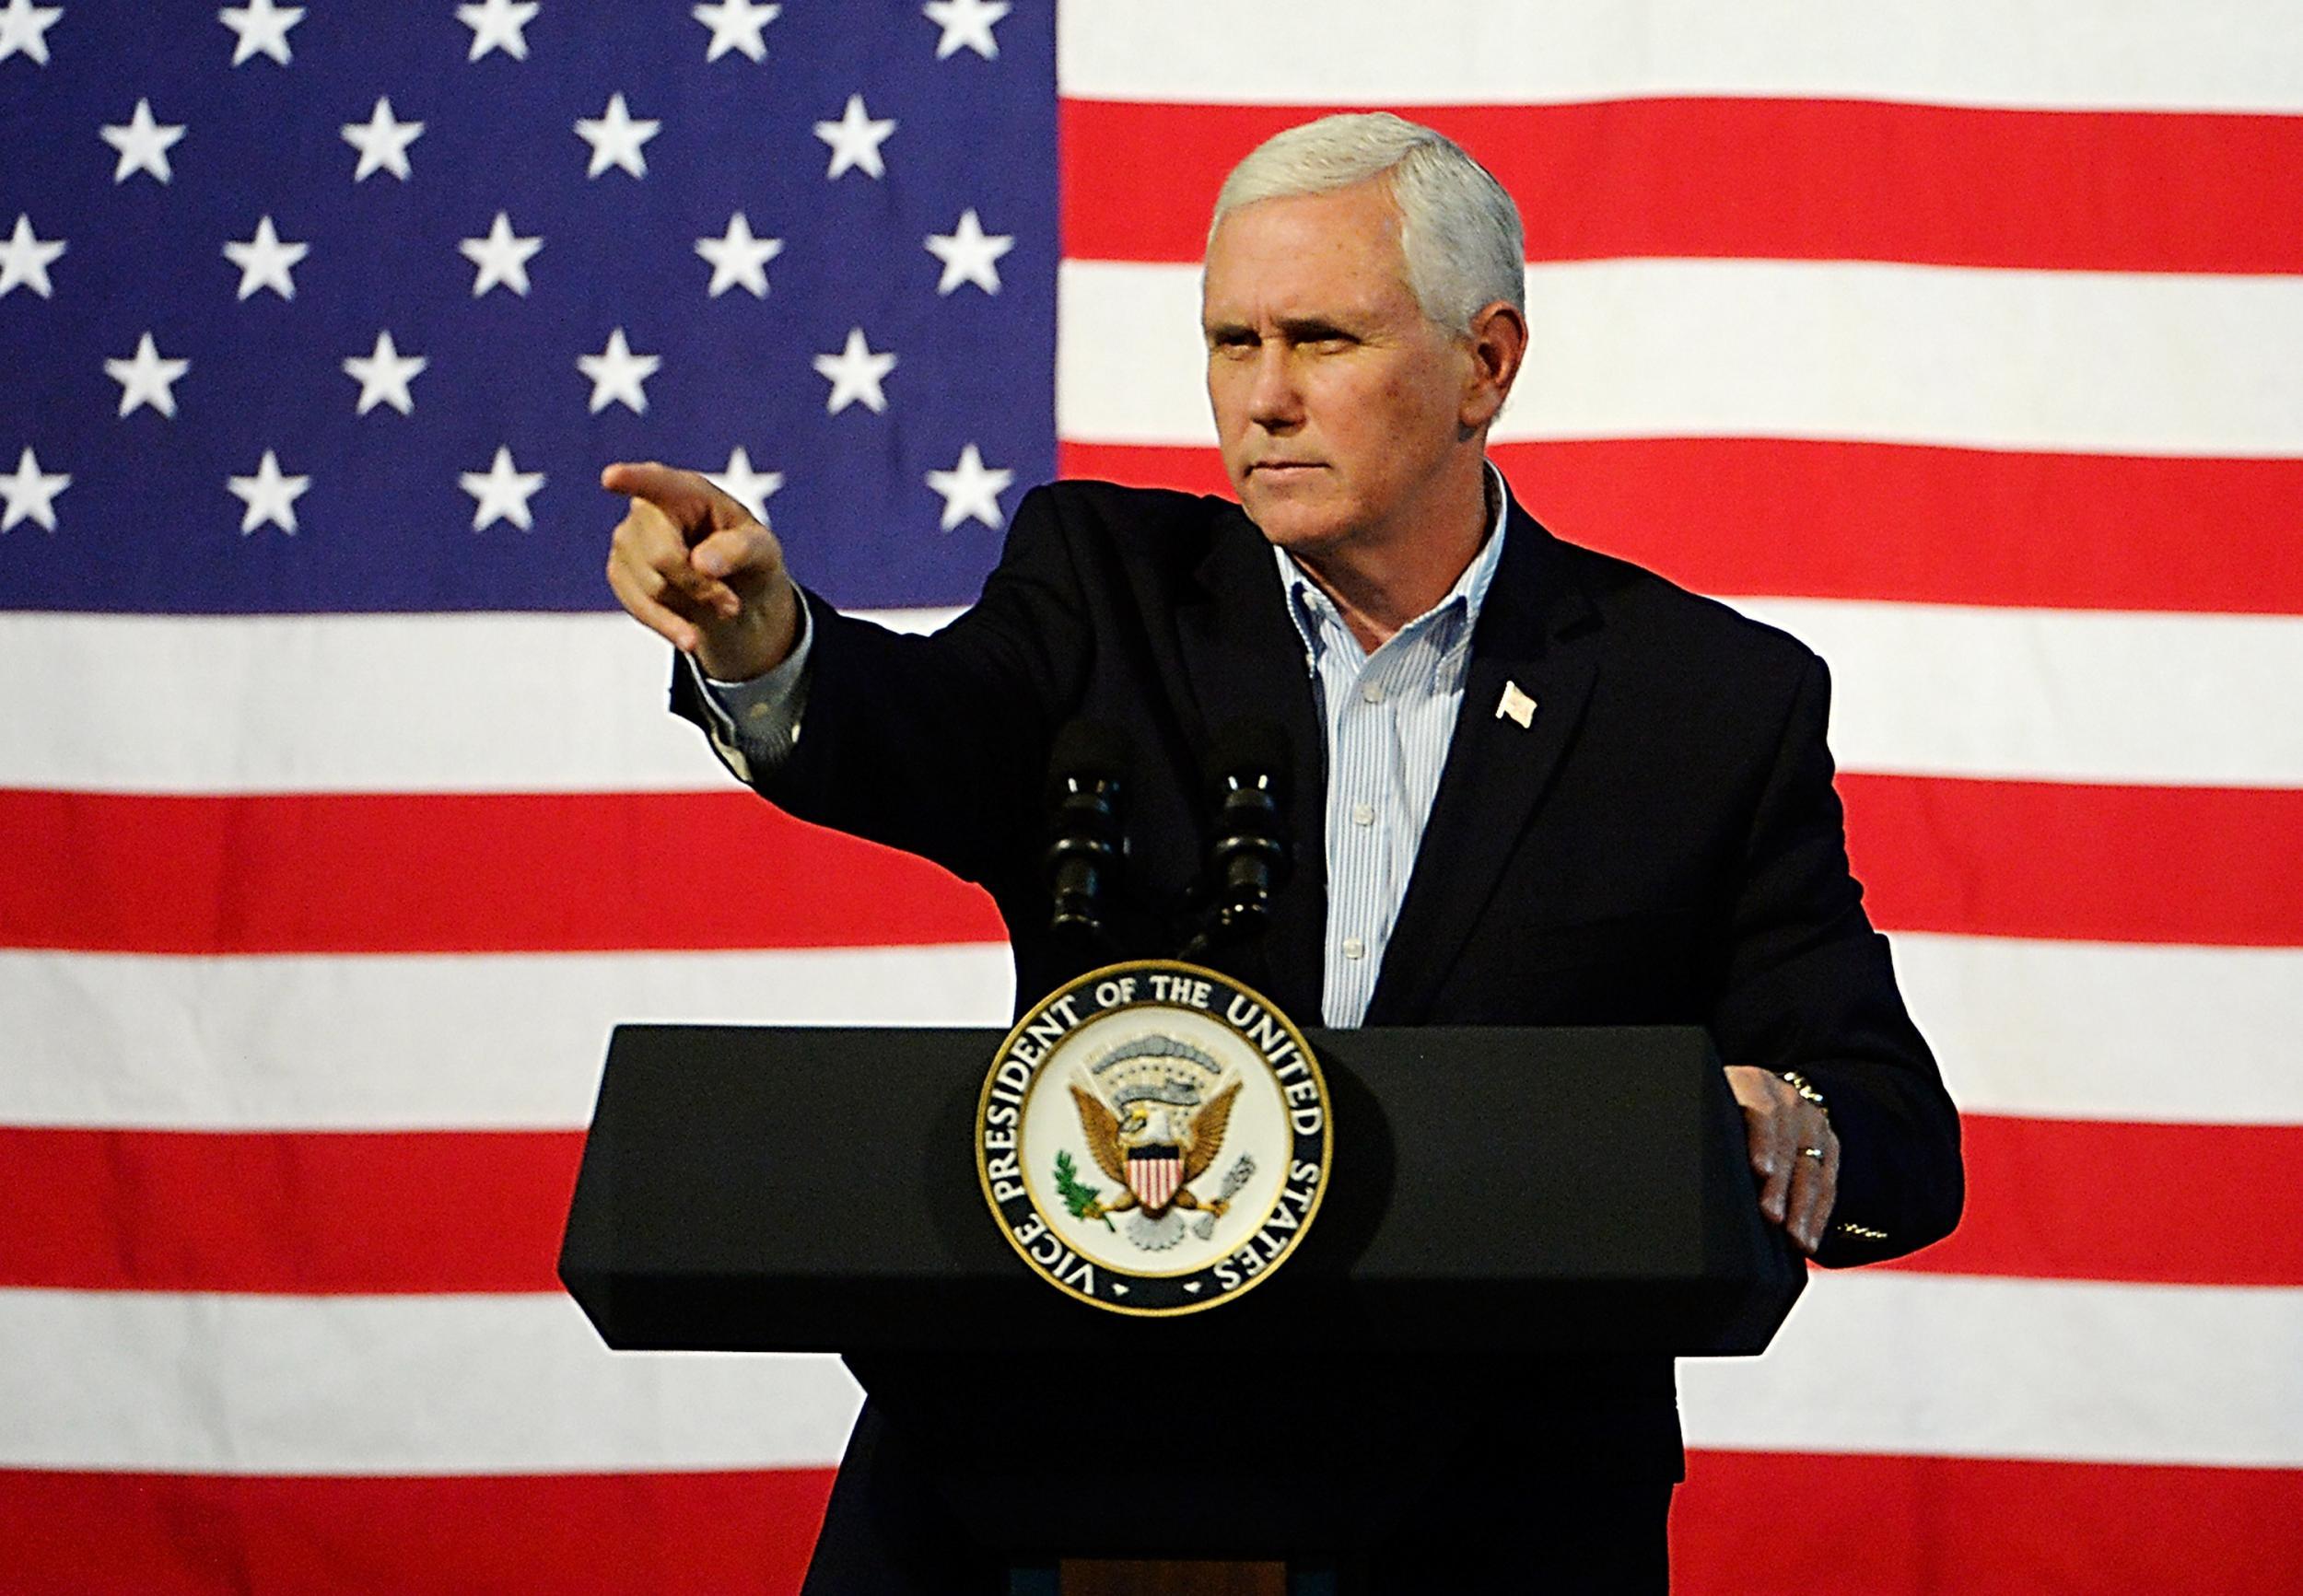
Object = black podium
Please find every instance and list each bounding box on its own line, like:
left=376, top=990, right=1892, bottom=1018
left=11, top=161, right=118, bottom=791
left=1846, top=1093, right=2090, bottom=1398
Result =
left=560, top=1023, right=1804, bottom=1592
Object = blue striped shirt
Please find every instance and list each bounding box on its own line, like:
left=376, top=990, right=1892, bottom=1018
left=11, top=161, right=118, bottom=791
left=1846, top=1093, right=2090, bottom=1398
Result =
left=1277, top=472, right=1508, bottom=1026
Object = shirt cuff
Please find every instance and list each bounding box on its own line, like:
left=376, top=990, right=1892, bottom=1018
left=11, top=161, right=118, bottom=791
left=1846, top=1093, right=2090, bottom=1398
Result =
left=683, top=593, right=814, bottom=783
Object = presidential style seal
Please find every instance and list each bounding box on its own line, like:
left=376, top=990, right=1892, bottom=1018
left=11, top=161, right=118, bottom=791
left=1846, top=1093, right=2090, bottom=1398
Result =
left=977, top=960, right=1332, bottom=1316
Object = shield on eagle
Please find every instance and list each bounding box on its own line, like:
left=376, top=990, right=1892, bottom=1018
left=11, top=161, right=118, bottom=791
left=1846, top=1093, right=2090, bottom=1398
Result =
left=1126, top=1144, right=1184, bottom=1209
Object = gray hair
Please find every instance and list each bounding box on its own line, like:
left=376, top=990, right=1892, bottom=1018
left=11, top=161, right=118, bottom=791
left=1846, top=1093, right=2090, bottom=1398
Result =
left=1209, top=111, right=1525, bottom=336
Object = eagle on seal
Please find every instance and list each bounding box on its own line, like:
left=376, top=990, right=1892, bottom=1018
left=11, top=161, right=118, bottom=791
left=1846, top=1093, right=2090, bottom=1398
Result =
left=1070, top=1077, right=1241, bottom=1242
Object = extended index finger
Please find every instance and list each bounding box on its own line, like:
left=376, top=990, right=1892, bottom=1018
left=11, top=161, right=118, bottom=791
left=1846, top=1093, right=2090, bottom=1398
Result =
left=601, top=460, right=739, bottom=533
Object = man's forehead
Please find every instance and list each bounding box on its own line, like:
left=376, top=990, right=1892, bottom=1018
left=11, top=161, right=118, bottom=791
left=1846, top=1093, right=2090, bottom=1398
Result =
left=1199, top=281, right=1398, bottom=330
left=1200, top=186, right=1416, bottom=320
left=1206, top=183, right=1399, bottom=262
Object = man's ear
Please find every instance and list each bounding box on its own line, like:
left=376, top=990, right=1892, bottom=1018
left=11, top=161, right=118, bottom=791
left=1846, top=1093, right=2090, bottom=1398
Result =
left=1459, top=299, right=1529, bottom=433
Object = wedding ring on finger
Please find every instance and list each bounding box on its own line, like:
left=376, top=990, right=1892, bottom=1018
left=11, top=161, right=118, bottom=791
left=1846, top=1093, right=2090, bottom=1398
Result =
left=1798, top=1146, right=1827, bottom=1161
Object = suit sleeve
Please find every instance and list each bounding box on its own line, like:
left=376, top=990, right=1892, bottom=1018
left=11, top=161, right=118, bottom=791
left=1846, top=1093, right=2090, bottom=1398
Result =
left=1709, top=653, right=1964, bottom=1266
left=668, top=483, right=1093, bottom=894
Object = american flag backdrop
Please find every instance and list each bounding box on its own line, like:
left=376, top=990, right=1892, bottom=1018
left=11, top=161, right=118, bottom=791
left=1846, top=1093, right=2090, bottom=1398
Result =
left=4, top=0, right=2301, bottom=1590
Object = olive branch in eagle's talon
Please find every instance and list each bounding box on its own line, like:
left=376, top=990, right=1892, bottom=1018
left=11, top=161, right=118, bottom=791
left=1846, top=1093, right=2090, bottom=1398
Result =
left=1052, top=1149, right=1116, bottom=1229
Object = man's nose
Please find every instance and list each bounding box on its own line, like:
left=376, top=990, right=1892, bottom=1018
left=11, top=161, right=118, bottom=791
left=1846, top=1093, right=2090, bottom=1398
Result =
left=1246, top=344, right=1303, bottom=430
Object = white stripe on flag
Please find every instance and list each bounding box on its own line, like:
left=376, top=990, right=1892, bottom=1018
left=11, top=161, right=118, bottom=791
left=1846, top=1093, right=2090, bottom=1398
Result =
left=1678, top=1271, right=2303, bottom=1466
left=9, top=602, right=2300, bottom=792
left=1727, top=597, right=2303, bottom=789
left=7, top=938, right=2293, bottom=1132
left=8, top=1276, right=2297, bottom=1472
left=0, top=946, right=1012, bottom=1129
left=1893, top=933, right=2303, bottom=1125
left=6, top=939, right=2293, bottom=1131
left=0, top=610, right=959, bottom=795
left=1058, top=259, right=2303, bottom=458
left=0, top=1287, right=862, bottom=1474
left=1059, top=0, right=2303, bottom=111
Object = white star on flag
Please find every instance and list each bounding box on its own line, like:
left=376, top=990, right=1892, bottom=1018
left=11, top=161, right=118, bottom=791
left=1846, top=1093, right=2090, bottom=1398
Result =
left=228, top=449, right=311, bottom=535
left=578, top=327, right=661, bottom=414
left=457, top=0, right=538, bottom=61
left=926, top=208, right=1012, bottom=295
left=0, top=0, right=62, bottom=65
left=576, top=93, right=659, bottom=179
left=812, top=327, right=896, bottom=414
left=923, top=0, right=1009, bottom=60
left=342, top=97, right=424, bottom=181
left=707, top=447, right=784, bottom=523
left=459, top=212, right=542, bottom=297
left=1, top=446, right=69, bottom=532
left=105, top=332, right=191, bottom=418
left=696, top=213, right=783, bottom=298
left=693, top=0, right=778, bottom=62
left=924, top=443, right=1013, bottom=530
left=101, top=99, right=186, bottom=185
left=814, top=93, right=894, bottom=180
left=461, top=446, right=546, bottom=530
left=218, top=0, right=304, bottom=66
left=0, top=214, right=64, bottom=298
left=222, top=215, right=310, bottom=300
left=343, top=332, right=427, bottom=415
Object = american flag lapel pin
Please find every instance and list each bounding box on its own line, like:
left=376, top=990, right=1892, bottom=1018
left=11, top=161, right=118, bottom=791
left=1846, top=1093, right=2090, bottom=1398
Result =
left=1496, top=680, right=1538, bottom=729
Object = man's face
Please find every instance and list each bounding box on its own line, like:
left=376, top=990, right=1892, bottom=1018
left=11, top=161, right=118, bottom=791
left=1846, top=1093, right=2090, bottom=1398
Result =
left=1202, top=180, right=1476, bottom=560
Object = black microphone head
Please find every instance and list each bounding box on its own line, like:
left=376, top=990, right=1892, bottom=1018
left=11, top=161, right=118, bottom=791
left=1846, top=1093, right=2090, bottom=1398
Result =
left=1200, top=716, right=1292, bottom=935
left=1206, top=715, right=1290, bottom=802
left=1046, top=717, right=1129, bottom=948
left=1046, top=716, right=1130, bottom=798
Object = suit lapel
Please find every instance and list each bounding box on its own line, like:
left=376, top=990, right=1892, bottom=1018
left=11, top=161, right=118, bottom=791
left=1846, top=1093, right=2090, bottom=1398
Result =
left=1363, top=507, right=1604, bottom=1024
left=1174, top=505, right=1328, bottom=1019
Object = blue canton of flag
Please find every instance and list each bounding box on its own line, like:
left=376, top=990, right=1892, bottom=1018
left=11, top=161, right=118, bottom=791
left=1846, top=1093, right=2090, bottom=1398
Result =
left=0, top=0, right=1055, bottom=613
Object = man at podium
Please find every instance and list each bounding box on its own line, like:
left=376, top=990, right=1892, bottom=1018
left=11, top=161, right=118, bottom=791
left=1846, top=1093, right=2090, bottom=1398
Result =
left=602, top=112, right=1962, bottom=1594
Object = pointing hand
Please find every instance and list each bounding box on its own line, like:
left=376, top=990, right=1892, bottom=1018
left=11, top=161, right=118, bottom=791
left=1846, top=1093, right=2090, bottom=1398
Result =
left=602, top=460, right=800, bottom=683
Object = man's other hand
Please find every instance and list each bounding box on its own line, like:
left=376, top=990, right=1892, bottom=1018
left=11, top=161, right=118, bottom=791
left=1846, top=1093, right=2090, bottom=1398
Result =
left=1724, top=1065, right=1839, bottom=1255
left=603, top=460, right=800, bottom=683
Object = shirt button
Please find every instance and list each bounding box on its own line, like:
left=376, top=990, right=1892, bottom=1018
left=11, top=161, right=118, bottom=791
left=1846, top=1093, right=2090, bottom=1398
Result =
left=1360, top=681, right=1385, bottom=704
left=744, top=703, right=775, bottom=723
left=1350, top=802, right=1374, bottom=826
left=1341, top=937, right=1366, bottom=960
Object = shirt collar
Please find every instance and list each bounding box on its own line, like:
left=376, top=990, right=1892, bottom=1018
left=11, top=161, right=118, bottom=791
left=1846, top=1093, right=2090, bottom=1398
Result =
left=1274, top=460, right=1511, bottom=662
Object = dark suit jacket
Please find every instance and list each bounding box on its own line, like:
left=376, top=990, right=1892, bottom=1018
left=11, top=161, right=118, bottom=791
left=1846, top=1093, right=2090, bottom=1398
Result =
left=671, top=478, right=1962, bottom=1571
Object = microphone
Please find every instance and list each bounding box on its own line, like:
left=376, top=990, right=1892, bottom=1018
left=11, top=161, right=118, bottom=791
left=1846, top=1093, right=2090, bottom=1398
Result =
left=1045, top=717, right=1129, bottom=947
left=1194, top=716, right=1292, bottom=952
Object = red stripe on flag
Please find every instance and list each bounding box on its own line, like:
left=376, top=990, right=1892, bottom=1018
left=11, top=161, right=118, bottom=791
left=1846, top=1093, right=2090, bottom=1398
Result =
left=1880, top=1115, right=2303, bottom=1287
left=0, top=789, right=1005, bottom=954
left=1840, top=775, right=2303, bottom=949
left=1676, top=1450, right=2303, bottom=1596
left=0, top=1467, right=834, bottom=1596
left=6, top=1455, right=2297, bottom=1595
left=0, top=1127, right=585, bottom=1294
left=1053, top=442, right=1224, bottom=498
left=1056, top=440, right=2303, bottom=616
left=7, top=1116, right=2298, bottom=1294
left=3, top=777, right=2297, bottom=953
left=1061, top=98, right=2303, bottom=274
